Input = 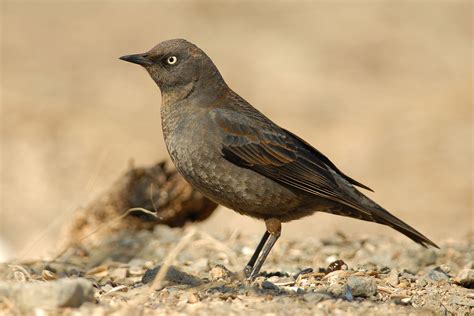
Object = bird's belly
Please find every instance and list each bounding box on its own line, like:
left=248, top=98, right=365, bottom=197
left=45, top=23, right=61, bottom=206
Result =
left=166, top=132, right=301, bottom=218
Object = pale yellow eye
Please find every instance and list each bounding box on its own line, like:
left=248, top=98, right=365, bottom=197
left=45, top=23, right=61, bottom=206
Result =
left=167, top=56, right=177, bottom=65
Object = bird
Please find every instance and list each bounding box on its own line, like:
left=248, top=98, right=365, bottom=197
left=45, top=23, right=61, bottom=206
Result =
left=120, top=39, right=438, bottom=279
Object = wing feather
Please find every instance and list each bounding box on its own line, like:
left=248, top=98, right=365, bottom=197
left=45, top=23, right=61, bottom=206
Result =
left=213, top=109, right=371, bottom=214
left=210, top=108, right=438, bottom=248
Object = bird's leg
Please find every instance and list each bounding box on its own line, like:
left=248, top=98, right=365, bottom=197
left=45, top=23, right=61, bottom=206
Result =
left=248, top=218, right=281, bottom=280
left=244, top=231, right=270, bottom=277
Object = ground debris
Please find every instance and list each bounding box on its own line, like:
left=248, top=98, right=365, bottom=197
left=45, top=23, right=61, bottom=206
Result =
left=142, top=265, right=202, bottom=286
left=0, top=278, right=94, bottom=311
left=63, top=160, right=217, bottom=248
left=346, top=276, right=377, bottom=297
left=1, top=227, right=472, bottom=315
left=455, top=269, right=474, bottom=288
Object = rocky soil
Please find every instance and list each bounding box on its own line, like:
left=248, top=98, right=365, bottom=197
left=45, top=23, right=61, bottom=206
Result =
left=1, top=226, right=472, bottom=315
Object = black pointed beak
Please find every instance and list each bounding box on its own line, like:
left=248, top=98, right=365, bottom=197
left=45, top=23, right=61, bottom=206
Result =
left=119, top=53, right=153, bottom=66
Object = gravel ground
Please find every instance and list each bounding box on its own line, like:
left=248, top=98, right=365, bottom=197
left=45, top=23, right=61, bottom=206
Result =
left=1, top=226, right=473, bottom=315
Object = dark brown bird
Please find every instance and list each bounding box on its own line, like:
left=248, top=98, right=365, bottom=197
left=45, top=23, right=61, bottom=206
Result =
left=120, top=39, right=438, bottom=279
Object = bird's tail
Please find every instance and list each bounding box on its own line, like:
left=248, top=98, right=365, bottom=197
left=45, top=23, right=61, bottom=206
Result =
left=330, top=187, right=439, bottom=248
left=369, top=204, right=439, bottom=248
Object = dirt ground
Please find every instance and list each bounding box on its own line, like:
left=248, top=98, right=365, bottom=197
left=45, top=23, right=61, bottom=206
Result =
left=1, top=226, right=473, bottom=315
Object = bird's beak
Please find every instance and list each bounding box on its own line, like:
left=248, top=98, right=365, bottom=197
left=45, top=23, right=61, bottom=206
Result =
left=119, top=53, right=153, bottom=66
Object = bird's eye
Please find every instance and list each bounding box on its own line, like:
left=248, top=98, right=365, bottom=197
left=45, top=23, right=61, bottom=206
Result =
left=167, top=56, right=178, bottom=65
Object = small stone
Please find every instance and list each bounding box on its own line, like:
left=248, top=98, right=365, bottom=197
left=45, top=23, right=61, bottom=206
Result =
left=323, top=270, right=347, bottom=285
left=0, top=278, right=94, bottom=310
left=386, top=269, right=399, bottom=287
left=187, top=293, right=198, bottom=304
left=325, top=283, right=352, bottom=301
left=102, top=284, right=113, bottom=293
left=399, top=272, right=416, bottom=282
left=347, top=276, right=377, bottom=297
left=285, top=286, right=304, bottom=294
left=417, top=278, right=428, bottom=287
left=426, top=268, right=449, bottom=281
left=209, top=265, right=232, bottom=281
left=455, top=269, right=474, bottom=288
left=439, top=264, right=450, bottom=274
left=86, top=265, right=108, bottom=277
left=41, top=269, right=57, bottom=281
left=391, top=293, right=411, bottom=304
left=262, top=281, right=279, bottom=290
left=129, top=266, right=145, bottom=276
left=109, top=268, right=128, bottom=281
left=272, top=277, right=295, bottom=287
left=142, top=265, right=202, bottom=286
left=12, top=271, right=27, bottom=282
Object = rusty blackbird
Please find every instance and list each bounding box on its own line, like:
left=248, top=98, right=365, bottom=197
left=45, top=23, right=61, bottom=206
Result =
left=120, top=39, right=438, bottom=279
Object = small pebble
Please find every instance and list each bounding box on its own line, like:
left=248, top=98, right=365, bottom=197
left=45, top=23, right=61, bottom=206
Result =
left=110, top=268, right=128, bottom=280
left=426, top=268, right=449, bottom=281
left=0, top=278, right=94, bottom=310
left=273, top=277, right=295, bottom=287
left=455, top=269, right=474, bottom=288
left=209, top=265, right=232, bottom=281
left=86, top=265, right=108, bottom=277
left=386, top=269, right=399, bottom=287
left=262, top=281, right=279, bottom=291
left=187, top=293, right=198, bottom=304
left=41, top=270, right=57, bottom=281
left=439, top=264, right=451, bottom=274
left=347, top=276, right=377, bottom=297
left=323, top=270, right=347, bottom=285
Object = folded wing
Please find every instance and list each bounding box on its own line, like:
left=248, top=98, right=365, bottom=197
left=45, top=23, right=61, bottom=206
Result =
left=211, top=108, right=438, bottom=248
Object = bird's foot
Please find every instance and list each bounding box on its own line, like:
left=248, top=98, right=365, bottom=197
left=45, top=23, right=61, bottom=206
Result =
left=243, top=265, right=253, bottom=279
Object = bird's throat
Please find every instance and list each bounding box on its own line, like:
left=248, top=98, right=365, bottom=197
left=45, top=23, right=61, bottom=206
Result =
left=161, top=82, right=195, bottom=106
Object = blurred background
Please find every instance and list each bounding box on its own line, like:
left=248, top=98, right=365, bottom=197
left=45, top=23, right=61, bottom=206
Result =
left=1, top=1, right=472, bottom=260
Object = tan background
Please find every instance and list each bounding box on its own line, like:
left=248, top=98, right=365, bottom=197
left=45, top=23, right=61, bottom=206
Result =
left=1, top=1, right=472, bottom=260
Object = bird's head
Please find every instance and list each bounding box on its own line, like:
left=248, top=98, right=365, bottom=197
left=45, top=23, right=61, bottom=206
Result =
left=120, top=39, right=226, bottom=103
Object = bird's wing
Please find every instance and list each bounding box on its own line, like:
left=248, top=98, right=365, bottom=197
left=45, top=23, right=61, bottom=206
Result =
left=281, top=128, right=373, bottom=192
left=210, top=109, right=371, bottom=213
left=210, top=108, right=439, bottom=248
